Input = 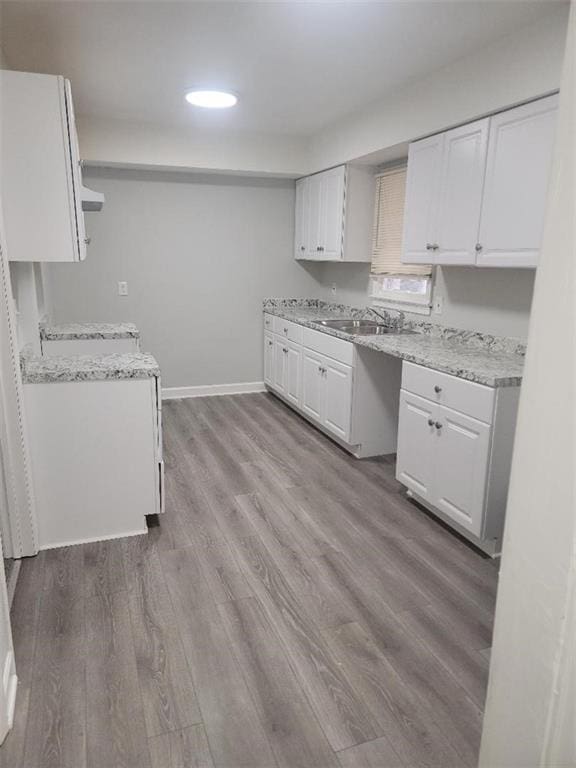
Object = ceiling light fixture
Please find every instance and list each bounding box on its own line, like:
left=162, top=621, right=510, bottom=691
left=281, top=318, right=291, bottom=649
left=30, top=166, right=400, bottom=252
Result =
left=185, top=90, right=237, bottom=108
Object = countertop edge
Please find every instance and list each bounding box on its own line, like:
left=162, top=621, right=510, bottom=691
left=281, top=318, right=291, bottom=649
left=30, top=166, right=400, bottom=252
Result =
left=263, top=306, right=523, bottom=389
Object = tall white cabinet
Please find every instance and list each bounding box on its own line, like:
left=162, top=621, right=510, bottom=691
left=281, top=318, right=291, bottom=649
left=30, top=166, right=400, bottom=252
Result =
left=402, top=94, right=558, bottom=269
left=0, top=70, right=88, bottom=262
left=295, top=165, right=374, bottom=262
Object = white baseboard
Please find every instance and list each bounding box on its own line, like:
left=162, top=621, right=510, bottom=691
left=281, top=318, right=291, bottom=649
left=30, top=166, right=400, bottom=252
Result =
left=162, top=381, right=266, bottom=401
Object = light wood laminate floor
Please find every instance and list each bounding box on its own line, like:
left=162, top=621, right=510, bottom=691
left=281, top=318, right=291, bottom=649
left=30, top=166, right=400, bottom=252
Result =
left=1, top=393, right=498, bottom=768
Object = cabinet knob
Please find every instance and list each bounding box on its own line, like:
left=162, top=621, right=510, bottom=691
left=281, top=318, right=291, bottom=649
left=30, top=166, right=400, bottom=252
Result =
left=435, top=422, right=443, bottom=430
left=283, top=347, right=288, bottom=353
left=432, top=244, right=439, bottom=251
left=84, top=237, right=91, bottom=245
left=283, top=327, right=288, bottom=334
left=426, top=243, right=433, bottom=251
left=427, top=418, right=435, bottom=427
left=475, top=243, right=483, bottom=252
left=268, top=341, right=272, bottom=346
left=434, top=385, right=442, bottom=393
left=300, top=246, right=306, bottom=251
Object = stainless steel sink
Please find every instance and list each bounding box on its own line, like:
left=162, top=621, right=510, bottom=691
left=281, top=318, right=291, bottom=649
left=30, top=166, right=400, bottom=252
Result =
left=315, top=319, right=413, bottom=336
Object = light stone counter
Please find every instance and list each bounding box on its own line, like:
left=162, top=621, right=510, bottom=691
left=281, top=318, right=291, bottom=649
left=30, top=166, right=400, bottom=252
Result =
left=263, top=299, right=525, bottom=388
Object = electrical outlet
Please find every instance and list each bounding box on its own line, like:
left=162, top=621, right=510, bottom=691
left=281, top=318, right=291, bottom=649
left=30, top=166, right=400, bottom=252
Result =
left=433, top=294, right=444, bottom=314
left=118, top=281, right=128, bottom=297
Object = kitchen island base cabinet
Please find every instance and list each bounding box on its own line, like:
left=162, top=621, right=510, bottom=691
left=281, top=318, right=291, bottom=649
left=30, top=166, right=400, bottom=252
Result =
left=264, top=314, right=401, bottom=458
left=397, top=362, right=520, bottom=555
left=24, top=377, right=163, bottom=549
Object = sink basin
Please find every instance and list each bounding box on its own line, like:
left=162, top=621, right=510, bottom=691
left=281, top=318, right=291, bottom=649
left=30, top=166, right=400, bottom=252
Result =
left=315, top=319, right=413, bottom=336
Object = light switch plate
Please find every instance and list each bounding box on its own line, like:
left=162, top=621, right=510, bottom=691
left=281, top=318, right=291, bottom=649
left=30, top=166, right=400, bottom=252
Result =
left=118, top=281, right=128, bottom=297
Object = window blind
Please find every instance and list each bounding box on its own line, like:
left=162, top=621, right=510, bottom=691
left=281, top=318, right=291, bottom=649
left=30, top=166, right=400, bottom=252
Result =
left=371, top=166, right=432, bottom=276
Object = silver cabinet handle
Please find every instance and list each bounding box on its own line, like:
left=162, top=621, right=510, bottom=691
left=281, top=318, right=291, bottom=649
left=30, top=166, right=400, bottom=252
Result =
left=435, top=422, right=443, bottom=430
left=427, top=418, right=435, bottom=427
left=434, top=385, right=442, bottom=393
left=475, top=243, right=483, bottom=252
left=84, top=237, right=91, bottom=245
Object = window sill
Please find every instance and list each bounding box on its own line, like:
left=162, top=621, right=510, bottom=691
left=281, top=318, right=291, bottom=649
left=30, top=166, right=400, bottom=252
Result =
left=370, top=298, right=432, bottom=316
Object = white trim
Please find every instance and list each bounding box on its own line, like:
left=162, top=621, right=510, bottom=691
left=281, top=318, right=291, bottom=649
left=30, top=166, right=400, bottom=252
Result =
left=162, top=381, right=266, bottom=401
left=371, top=298, right=432, bottom=316
left=38, top=527, right=148, bottom=551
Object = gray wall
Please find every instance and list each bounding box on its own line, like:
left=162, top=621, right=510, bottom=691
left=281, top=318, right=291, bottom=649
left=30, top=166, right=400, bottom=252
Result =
left=320, top=263, right=535, bottom=339
left=48, top=169, right=323, bottom=388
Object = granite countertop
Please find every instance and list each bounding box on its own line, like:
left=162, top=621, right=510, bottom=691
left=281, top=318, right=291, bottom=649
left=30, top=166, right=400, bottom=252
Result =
left=263, top=299, right=525, bottom=388
left=21, top=350, right=160, bottom=384
left=40, top=321, right=140, bottom=341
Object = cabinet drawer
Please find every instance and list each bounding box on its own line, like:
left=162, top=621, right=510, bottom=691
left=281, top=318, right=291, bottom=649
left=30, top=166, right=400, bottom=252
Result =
left=302, top=327, right=354, bottom=366
left=273, top=316, right=303, bottom=344
left=263, top=313, right=274, bottom=332
left=401, top=361, right=495, bottom=423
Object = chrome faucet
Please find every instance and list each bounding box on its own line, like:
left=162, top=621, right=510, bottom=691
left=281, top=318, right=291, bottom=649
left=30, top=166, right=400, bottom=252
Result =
left=367, top=306, right=405, bottom=329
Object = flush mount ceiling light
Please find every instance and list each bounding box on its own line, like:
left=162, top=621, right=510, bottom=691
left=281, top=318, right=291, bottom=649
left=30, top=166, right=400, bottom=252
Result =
left=185, top=90, right=237, bottom=108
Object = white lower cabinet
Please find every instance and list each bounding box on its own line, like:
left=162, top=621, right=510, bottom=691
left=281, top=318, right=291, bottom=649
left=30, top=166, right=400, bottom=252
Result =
left=301, top=349, right=324, bottom=422
left=264, top=314, right=401, bottom=457
left=273, top=338, right=301, bottom=406
left=323, top=357, right=353, bottom=441
left=24, top=375, right=162, bottom=549
left=433, top=405, right=491, bottom=536
left=397, top=362, right=519, bottom=553
left=396, top=391, right=437, bottom=501
left=264, top=333, right=274, bottom=385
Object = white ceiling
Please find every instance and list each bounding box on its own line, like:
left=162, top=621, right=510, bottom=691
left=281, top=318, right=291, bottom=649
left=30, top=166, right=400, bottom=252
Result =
left=0, top=1, right=563, bottom=137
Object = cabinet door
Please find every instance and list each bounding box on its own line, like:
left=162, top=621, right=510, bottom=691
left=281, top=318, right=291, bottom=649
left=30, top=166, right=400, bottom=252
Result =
left=396, top=390, right=436, bottom=501
left=264, top=333, right=274, bottom=385
left=294, top=177, right=310, bottom=259
left=64, top=79, right=87, bottom=261
left=435, top=118, right=489, bottom=265
left=285, top=341, right=301, bottom=407
left=306, top=173, right=323, bottom=258
left=477, top=95, right=558, bottom=268
left=273, top=338, right=287, bottom=394
left=323, top=356, right=353, bottom=441
left=319, top=166, right=345, bottom=260
left=434, top=405, right=491, bottom=536
left=401, top=134, right=444, bottom=264
left=301, top=350, right=324, bottom=422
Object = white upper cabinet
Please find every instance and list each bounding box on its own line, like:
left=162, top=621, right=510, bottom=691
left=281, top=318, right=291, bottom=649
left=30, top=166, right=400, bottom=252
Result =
left=402, top=95, right=557, bottom=268
left=294, top=177, right=310, bottom=258
left=295, top=165, right=374, bottom=262
left=1, top=71, right=88, bottom=262
left=401, top=134, right=444, bottom=264
left=319, top=166, right=346, bottom=260
left=476, top=94, right=558, bottom=268
left=435, top=119, right=489, bottom=265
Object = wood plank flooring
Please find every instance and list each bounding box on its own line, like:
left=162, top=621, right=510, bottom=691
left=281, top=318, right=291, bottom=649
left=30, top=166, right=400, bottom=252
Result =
left=2, top=392, right=499, bottom=768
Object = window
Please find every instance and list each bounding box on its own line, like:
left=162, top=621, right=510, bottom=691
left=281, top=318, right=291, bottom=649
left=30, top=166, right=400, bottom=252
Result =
left=370, top=165, right=432, bottom=313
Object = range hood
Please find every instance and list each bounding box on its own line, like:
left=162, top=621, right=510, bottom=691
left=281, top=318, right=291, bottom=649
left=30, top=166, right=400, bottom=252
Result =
left=81, top=184, right=105, bottom=212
